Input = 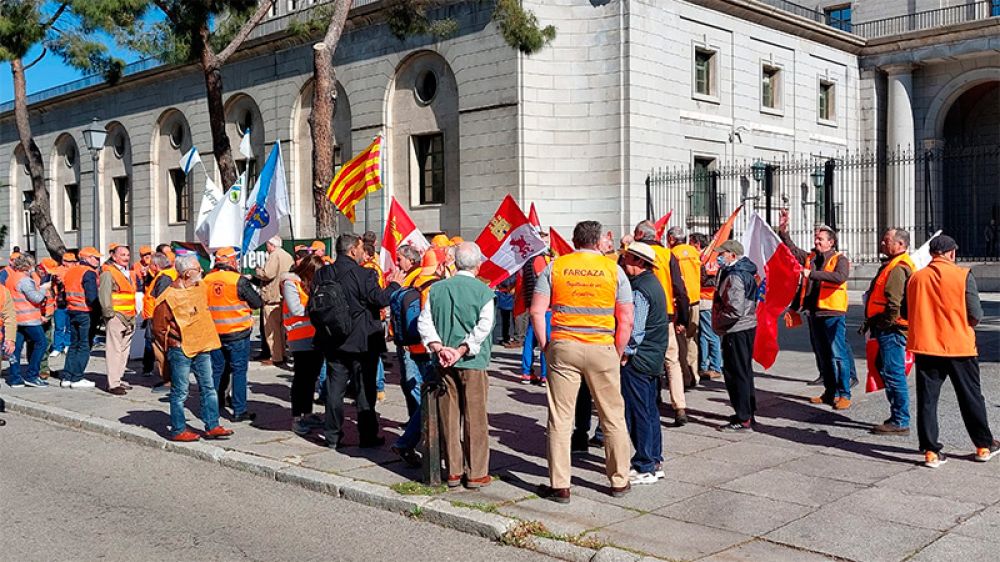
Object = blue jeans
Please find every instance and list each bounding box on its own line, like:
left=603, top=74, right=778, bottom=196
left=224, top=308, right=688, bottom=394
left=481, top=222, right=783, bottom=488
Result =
left=620, top=363, right=661, bottom=473
left=52, top=308, right=71, bottom=352
left=698, top=307, right=722, bottom=372
left=168, top=348, right=220, bottom=436
left=874, top=329, right=910, bottom=427
left=810, top=314, right=855, bottom=399
left=8, top=325, right=47, bottom=384
left=210, top=337, right=250, bottom=416
left=63, top=311, right=92, bottom=383
left=394, top=350, right=434, bottom=451
left=376, top=357, right=385, bottom=392
left=522, top=311, right=552, bottom=378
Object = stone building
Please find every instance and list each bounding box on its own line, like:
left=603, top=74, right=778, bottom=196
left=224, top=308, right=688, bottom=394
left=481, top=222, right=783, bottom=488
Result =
left=0, top=0, right=997, bottom=261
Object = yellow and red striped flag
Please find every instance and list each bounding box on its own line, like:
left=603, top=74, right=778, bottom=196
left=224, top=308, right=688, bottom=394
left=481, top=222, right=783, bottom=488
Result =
left=326, top=135, right=383, bottom=222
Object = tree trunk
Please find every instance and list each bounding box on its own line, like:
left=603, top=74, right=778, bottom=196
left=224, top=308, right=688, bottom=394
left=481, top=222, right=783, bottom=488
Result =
left=11, top=59, right=66, bottom=259
left=309, top=0, right=354, bottom=239
left=198, top=29, right=239, bottom=190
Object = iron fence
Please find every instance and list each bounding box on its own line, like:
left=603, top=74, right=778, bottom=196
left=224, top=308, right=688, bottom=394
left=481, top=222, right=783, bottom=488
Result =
left=646, top=145, right=1000, bottom=263
left=853, top=0, right=1000, bottom=38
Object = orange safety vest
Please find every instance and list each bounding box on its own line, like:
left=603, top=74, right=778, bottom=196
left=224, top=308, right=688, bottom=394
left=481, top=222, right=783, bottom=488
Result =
left=671, top=243, right=702, bottom=303
left=5, top=270, right=42, bottom=325
left=282, top=277, right=316, bottom=344
left=649, top=244, right=675, bottom=315
left=906, top=257, right=977, bottom=357
left=63, top=265, right=96, bottom=312
left=700, top=259, right=719, bottom=301
left=801, top=251, right=848, bottom=313
left=107, top=265, right=137, bottom=317
left=405, top=273, right=441, bottom=355
left=363, top=258, right=386, bottom=289
left=143, top=268, right=178, bottom=320
left=203, top=269, right=253, bottom=335
left=865, top=253, right=915, bottom=326
left=549, top=252, right=619, bottom=345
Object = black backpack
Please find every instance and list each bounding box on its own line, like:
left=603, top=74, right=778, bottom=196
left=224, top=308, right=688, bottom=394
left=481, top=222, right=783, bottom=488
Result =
left=307, top=267, right=352, bottom=345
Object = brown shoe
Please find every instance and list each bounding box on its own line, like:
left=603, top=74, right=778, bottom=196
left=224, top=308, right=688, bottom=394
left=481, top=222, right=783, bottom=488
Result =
left=871, top=422, right=909, bottom=435
left=39, top=371, right=50, bottom=380
left=537, top=484, right=571, bottom=504
left=611, top=482, right=631, bottom=498
left=707, top=370, right=722, bottom=379
left=833, top=398, right=852, bottom=410
left=464, top=475, right=492, bottom=489
left=259, top=359, right=274, bottom=366
left=809, top=395, right=832, bottom=405
left=108, top=386, right=127, bottom=396
left=203, top=426, right=234, bottom=439
left=446, top=475, right=463, bottom=488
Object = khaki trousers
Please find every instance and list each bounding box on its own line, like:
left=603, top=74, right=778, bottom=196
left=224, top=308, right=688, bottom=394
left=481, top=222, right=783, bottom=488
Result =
left=664, top=322, right=686, bottom=410
left=545, top=339, right=630, bottom=489
left=676, top=303, right=700, bottom=385
left=106, top=315, right=135, bottom=390
left=438, top=367, right=490, bottom=480
left=262, top=303, right=285, bottom=363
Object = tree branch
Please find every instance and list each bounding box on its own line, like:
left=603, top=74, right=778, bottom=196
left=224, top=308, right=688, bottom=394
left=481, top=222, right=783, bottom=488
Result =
left=153, top=0, right=179, bottom=27
left=322, top=0, right=353, bottom=47
left=41, top=2, right=69, bottom=31
left=23, top=48, right=48, bottom=70
left=217, top=0, right=277, bottom=64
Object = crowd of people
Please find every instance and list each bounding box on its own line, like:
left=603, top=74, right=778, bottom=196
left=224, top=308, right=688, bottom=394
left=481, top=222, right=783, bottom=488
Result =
left=0, top=209, right=995, bottom=492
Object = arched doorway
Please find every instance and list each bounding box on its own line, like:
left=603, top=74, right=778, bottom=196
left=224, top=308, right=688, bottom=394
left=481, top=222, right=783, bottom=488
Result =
left=940, top=81, right=1000, bottom=258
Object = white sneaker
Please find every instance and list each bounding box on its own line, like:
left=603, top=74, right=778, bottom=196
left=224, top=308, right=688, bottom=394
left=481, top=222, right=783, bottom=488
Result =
left=60, top=380, right=73, bottom=388
left=630, top=472, right=658, bottom=485
left=49, top=350, right=61, bottom=358
left=70, top=379, right=96, bottom=389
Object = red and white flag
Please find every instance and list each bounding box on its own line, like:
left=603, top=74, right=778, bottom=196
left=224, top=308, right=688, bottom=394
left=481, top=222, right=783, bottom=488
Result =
left=654, top=211, right=673, bottom=241
left=741, top=213, right=802, bottom=370
left=475, top=195, right=547, bottom=287
left=380, top=196, right=429, bottom=272
left=528, top=203, right=541, bottom=233
left=549, top=228, right=574, bottom=257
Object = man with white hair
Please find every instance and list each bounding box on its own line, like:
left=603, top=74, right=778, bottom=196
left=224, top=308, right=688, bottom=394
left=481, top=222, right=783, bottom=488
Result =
left=417, top=242, right=496, bottom=489
left=254, top=235, right=293, bottom=366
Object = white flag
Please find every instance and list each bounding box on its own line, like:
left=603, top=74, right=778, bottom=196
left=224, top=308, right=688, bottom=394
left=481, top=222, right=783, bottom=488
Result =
left=180, top=146, right=202, bottom=175
left=239, top=130, right=252, bottom=159
left=242, top=142, right=290, bottom=253
left=194, top=176, right=224, bottom=247
left=197, top=171, right=246, bottom=250
left=910, top=230, right=941, bottom=271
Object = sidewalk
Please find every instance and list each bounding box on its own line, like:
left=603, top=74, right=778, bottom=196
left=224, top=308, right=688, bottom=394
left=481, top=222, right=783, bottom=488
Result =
left=4, top=308, right=1000, bottom=562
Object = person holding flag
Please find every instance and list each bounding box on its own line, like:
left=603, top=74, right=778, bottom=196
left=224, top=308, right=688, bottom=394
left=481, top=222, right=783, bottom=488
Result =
left=778, top=209, right=857, bottom=410
left=712, top=240, right=759, bottom=432
left=864, top=228, right=914, bottom=435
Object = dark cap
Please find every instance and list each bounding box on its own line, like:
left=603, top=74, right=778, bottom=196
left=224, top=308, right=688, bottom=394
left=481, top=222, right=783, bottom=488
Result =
left=718, top=240, right=744, bottom=256
left=929, top=235, right=957, bottom=255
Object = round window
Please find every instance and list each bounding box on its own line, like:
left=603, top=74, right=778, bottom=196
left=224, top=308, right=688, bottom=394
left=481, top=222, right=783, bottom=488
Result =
left=113, top=134, right=127, bottom=159
left=169, top=122, right=184, bottom=149
left=240, top=110, right=253, bottom=136
left=415, top=70, right=438, bottom=104
left=64, top=145, right=77, bottom=168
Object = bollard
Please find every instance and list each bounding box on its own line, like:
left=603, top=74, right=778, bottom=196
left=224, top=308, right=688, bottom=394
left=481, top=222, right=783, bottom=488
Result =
left=421, top=382, right=441, bottom=485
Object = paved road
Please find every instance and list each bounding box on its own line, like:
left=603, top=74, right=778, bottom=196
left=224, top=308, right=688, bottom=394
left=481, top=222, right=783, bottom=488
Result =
left=0, top=415, right=555, bottom=562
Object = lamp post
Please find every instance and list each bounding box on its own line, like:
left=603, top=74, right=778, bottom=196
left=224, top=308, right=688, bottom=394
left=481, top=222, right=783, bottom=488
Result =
left=82, top=118, right=106, bottom=249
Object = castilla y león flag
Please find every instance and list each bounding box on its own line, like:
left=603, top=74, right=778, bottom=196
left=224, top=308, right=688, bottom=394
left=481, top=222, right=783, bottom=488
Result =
left=741, top=213, right=802, bottom=370
left=476, top=195, right=547, bottom=288
left=380, top=196, right=429, bottom=272
left=549, top=228, right=574, bottom=257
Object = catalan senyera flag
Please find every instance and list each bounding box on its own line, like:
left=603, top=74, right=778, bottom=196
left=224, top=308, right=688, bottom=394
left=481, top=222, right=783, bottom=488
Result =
left=326, top=135, right=383, bottom=222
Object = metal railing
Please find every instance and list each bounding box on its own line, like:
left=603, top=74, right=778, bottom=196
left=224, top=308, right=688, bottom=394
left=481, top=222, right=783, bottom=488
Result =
left=853, top=0, right=1000, bottom=38
left=646, top=145, right=1000, bottom=263
left=755, top=0, right=825, bottom=23
left=0, top=0, right=385, bottom=113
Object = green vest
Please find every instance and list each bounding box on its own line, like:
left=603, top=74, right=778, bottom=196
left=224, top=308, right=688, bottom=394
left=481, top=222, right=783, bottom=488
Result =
left=428, top=274, right=495, bottom=370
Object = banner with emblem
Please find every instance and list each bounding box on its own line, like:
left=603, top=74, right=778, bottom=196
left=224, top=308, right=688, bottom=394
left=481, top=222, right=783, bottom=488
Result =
left=379, top=196, right=429, bottom=272
left=475, top=194, right=547, bottom=288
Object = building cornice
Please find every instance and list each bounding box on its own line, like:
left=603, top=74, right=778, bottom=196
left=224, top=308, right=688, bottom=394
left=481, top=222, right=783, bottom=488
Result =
left=860, top=19, right=1000, bottom=69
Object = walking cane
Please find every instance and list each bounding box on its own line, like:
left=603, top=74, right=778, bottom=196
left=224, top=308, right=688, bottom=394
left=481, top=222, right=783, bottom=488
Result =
left=421, top=375, right=442, bottom=485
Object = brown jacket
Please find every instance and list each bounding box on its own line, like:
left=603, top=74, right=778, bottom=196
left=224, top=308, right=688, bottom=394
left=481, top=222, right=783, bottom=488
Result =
left=255, top=247, right=293, bottom=304
left=152, top=281, right=221, bottom=358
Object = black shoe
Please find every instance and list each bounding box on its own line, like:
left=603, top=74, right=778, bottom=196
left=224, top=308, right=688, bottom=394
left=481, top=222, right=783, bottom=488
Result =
left=391, top=446, right=422, bottom=468
left=0, top=417, right=5, bottom=427
left=588, top=436, right=604, bottom=448
left=673, top=409, right=689, bottom=427
left=718, top=421, right=752, bottom=433
left=359, top=436, right=385, bottom=448
left=537, top=484, right=571, bottom=504
left=233, top=411, right=257, bottom=423
left=871, top=422, right=909, bottom=435
left=850, top=377, right=859, bottom=388
left=807, top=376, right=824, bottom=386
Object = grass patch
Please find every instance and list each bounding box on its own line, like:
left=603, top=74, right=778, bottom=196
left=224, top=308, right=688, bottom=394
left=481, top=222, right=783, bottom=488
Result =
left=390, top=482, right=447, bottom=496
left=408, top=506, right=424, bottom=519
left=500, top=520, right=549, bottom=548
left=451, top=500, right=500, bottom=514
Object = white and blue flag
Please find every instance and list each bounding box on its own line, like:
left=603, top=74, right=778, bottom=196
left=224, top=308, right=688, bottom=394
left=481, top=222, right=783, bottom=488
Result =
left=242, top=142, right=289, bottom=253
left=179, top=146, right=202, bottom=175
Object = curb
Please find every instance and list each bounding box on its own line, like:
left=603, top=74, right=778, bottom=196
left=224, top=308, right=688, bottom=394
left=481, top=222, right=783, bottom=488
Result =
left=3, top=395, right=659, bottom=561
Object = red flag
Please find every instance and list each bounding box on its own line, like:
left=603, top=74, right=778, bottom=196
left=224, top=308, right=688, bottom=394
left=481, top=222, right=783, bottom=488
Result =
left=702, top=205, right=744, bottom=265
left=742, top=213, right=802, bottom=370
left=549, top=228, right=574, bottom=257
left=528, top=203, right=541, bottom=230
left=865, top=338, right=915, bottom=393
left=380, top=196, right=429, bottom=272
left=654, top=211, right=673, bottom=240
left=475, top=195, right=547, bottom=287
